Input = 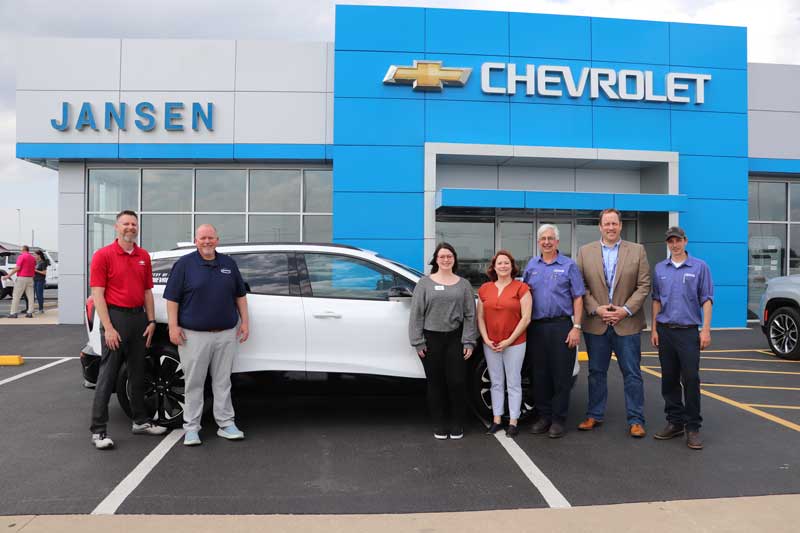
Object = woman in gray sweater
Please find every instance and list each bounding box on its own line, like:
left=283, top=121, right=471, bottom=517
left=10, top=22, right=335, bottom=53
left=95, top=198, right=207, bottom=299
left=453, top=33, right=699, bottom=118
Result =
left=409, top=242, right=477, bottom=440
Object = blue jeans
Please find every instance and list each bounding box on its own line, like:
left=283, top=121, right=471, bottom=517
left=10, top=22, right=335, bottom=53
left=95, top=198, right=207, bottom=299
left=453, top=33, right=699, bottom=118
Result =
left=33, top=279, right=45, bottom=312
left=584, top=327, right=645, bottom=425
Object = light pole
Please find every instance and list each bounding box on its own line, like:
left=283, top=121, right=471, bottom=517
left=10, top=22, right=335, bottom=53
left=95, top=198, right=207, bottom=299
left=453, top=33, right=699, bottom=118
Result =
left=16, top=208, right=21, bottom=247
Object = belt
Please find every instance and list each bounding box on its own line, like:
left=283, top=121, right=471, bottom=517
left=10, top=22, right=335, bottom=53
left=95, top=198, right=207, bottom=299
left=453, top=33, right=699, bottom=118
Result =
left=534, top=316, right=571, bottom=324
left=658, top=323, right=696, bottom=329
left=108, top=304, right=144, bottom=314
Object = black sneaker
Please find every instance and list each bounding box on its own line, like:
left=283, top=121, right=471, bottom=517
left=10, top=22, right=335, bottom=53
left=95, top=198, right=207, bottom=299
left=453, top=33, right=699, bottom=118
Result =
left=505, top=424, right=519, bottom=438
left=433, top=429, right=448, bottom=440
left=548, top=422, right=565, bottom=439
left=449, top=428, right=464, bottom=440
left=486, top=422, right=504, bottom=435
left=6, top=314, right=17, bottom=319
left=25, top=313, right=33, bottom=318
left=91, top=432, right=114, bottom=450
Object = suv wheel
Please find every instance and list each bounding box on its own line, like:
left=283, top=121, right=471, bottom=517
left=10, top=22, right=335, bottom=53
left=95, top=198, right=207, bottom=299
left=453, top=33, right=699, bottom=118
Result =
left=116, top=343, right=187, bottom=428
left=468, top=347, right=535, bottom=422
left=767, top=307, right=800, bottom=360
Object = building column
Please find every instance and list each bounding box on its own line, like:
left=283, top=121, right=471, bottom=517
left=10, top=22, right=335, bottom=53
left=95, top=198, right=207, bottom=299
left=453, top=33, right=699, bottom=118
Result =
left=57, top=161, right=87, bottom=325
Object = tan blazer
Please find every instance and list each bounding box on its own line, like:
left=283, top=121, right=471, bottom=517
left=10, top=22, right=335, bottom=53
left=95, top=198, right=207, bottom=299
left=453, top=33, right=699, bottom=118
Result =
left=576, top=240, right=651, bottom=336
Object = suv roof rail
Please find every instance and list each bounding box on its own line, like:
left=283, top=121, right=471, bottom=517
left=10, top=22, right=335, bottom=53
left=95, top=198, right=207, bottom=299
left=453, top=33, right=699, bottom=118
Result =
left=170, top=242, right=364, bottom=251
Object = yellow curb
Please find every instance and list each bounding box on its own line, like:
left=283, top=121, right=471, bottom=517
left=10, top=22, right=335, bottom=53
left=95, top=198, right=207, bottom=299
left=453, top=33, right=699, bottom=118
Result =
left=0, top=355, right=24, bottom=366
left=578, top=351, right=588, bottom=361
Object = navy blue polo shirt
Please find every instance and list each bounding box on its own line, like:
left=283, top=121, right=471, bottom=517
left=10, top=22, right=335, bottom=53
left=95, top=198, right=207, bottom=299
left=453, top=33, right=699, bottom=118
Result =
left=163, top=250, right=247, bottom=331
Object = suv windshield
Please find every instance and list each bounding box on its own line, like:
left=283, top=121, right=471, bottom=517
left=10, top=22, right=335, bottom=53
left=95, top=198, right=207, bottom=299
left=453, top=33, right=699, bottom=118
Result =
left=380, top=256, right=423, bottom=278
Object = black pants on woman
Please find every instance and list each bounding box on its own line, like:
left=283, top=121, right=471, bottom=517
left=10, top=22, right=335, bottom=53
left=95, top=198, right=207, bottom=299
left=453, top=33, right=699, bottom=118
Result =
left=421, top=328, right=466, bottom=433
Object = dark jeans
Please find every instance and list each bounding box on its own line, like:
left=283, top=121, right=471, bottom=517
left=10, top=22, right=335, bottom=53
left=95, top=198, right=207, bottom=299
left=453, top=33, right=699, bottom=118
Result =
left=584, top=326, right=645, bottom=425
left=421, top=328, right=466, bottom=432
left=656, top=324, right=702, bottom=431
left=33, top=278, right=45, bottom=312
left=529, top=320, right=575, bottom=423
left=90, top=307, right=149, bottom=433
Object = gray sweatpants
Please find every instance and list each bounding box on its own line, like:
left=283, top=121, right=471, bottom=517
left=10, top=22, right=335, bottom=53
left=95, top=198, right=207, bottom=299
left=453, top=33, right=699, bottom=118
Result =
left=179, top=327, right=238, bottom=432
left=484, top=342, right=526, bottom=419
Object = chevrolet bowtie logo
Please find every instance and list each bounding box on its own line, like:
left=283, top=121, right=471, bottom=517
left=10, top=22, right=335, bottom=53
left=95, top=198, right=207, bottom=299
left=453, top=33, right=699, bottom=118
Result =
left=383, top=60, right=472, bottom=92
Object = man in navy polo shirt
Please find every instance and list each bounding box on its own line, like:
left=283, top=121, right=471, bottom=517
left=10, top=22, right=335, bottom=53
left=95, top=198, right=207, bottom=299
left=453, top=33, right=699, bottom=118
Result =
left=651, top=226, right=713, bottom=450
left=164, top=224, right=250, bottom=446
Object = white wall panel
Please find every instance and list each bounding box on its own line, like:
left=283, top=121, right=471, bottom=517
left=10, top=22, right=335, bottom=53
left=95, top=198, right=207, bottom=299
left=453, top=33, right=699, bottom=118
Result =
left=499, top=166, right=575, bottom=191
left=58, top=274, right=86, bottom=324
left=117, top=92, right=234, bottom=144
left=58, top=162, right=86, bottom=194
left=58, top=224, right=85, bottom=277
left=59, top=193, right=85, bottom=226
left=234, top=92, right=326, bottom=144
left=749, top=111, right=800, bottom=159
left=236, top=41, right=327, bottom=92
left=326, top=93, right=334, bottom=145
left=16, top=91, right=120, bottom=143
left=576, top=168, right=640, bottom=193
left=749, top=63, right=800, bottom=113
left=121, top=40, right=235, bottom=91
left=437, top=164, right=497, bottom=189
left=18, top=39, right=121, bottom=91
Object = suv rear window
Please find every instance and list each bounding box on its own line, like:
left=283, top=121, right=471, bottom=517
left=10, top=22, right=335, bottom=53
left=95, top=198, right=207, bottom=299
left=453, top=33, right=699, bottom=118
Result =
left=232, top=252, right=292, bottom=296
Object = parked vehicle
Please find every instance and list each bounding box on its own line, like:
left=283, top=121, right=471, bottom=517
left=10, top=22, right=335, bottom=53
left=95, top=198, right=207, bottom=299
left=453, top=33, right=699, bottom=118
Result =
left=81, top=243, right=579, bottom=427
left=759, top=274, right=800, bottom=360
left=0, top=249, right=59, bottom=298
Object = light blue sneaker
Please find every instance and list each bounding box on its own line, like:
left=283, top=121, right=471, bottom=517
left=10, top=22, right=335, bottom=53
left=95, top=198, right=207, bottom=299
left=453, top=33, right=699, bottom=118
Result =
left=217, top=424, right=244, bottom=440
left=183, top=430, right=201, bottom=446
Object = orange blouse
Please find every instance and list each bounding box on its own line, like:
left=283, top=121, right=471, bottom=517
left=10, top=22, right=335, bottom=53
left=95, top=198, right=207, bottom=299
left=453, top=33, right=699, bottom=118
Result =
left=478, top=280, right=530, bottom=346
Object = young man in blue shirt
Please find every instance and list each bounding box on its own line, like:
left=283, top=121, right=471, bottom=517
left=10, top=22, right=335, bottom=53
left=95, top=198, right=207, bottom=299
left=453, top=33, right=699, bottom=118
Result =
left=651, top=226, right=713, bottom=450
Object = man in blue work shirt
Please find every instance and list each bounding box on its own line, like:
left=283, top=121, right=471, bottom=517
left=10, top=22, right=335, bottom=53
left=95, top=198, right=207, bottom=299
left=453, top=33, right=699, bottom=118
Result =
left=164, top=224, right=250, bottom=446
left=651, top=226, right=713, bottom=450
left=523, top=224, right=585, bottom=438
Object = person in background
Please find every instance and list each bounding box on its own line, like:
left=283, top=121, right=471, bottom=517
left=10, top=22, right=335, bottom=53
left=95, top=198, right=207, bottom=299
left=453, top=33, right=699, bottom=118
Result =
left=2, top=245, right=35, bottom=318
left=33, top=250, right=50, bottom=314
left=477, top=250, right=531, bottom=438
left=409, top=243, right=477, bottom=440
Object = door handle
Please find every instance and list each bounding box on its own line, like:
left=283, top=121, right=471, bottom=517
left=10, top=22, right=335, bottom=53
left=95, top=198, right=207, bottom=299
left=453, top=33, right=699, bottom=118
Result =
left=312, top=311, right=342, bottom=319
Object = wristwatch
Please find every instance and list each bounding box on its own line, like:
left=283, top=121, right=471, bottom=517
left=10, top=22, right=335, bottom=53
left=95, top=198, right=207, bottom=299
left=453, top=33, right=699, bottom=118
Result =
left=147, top=320, right=156, bottom=325
left=572, top=324, right=582, bottom=330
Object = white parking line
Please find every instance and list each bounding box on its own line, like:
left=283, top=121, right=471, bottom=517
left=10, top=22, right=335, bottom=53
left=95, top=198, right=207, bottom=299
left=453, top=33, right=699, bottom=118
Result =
left=22, top=356, right=80, bottom=360
left=92, top=429, right=185, bottom=515
left=0, top=357, right=72, bottom=386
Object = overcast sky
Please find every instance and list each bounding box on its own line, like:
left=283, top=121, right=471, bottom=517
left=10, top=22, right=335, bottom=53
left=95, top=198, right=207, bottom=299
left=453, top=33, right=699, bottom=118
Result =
left=2, top=0, right=799, bottom=251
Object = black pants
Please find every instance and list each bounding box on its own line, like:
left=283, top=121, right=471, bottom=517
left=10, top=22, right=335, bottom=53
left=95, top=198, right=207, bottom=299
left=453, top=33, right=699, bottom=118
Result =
left=656, top=324, right=702, bottom=431
left=529, top=320, right=574, bottom=423
left=421, top=328, right=466, bottom=432
left=90, top=307, right=149, bottom=433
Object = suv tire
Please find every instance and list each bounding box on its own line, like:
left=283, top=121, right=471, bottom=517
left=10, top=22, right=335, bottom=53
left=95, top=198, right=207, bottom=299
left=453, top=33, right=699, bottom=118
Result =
left=767, top=306, right=800, bottom=360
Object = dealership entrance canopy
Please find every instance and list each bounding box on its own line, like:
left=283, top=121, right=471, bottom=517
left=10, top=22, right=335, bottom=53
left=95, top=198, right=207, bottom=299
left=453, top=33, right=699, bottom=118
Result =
left=15, top=4, right=800, bottom=326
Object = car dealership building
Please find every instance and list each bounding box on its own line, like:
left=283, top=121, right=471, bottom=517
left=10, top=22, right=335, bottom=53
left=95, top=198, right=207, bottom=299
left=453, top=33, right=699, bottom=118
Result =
left=14, top=4, right=800, bottom=325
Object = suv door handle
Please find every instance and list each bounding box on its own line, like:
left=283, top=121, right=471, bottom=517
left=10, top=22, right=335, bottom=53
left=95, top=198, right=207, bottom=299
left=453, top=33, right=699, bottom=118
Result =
left=312, top=311, right=342, bottom=319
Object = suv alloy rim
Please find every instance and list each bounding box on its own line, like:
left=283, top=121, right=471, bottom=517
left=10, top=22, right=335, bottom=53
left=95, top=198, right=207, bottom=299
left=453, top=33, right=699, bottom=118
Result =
left=770, top=313, right=799, bottom=355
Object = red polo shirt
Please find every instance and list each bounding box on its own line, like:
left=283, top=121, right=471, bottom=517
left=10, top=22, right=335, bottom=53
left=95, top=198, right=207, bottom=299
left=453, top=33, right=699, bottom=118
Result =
left=15, top=252, right=36, bottom=277
left=90, top=240, right=153, bottom=308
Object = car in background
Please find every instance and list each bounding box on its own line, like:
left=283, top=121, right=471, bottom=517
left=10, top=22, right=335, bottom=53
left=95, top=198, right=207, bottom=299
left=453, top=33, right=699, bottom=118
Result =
left=80, top=243, right=579, bottom=427
left=0, top=249, right=59, bottom=299
left=759, top=274, right=800, bottom=360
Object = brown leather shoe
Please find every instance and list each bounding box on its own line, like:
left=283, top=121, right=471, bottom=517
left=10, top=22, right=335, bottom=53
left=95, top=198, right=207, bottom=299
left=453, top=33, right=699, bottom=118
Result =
left=686, top=431, right=703, bottom=450
left=654, top=423, right=685, bottom=440
left=577, top=418, right=602, bottom=431
left=629, top=423, right=646, bottom=438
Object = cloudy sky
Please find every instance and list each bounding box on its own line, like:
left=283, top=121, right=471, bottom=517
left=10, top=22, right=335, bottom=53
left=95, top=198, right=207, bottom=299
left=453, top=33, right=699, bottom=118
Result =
left=1, top=0, right=799, bottom=251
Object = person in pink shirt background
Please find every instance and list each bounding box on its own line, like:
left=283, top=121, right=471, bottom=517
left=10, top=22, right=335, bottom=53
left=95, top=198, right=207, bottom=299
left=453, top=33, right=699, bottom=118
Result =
left=2, top=245, right=36, bottom=318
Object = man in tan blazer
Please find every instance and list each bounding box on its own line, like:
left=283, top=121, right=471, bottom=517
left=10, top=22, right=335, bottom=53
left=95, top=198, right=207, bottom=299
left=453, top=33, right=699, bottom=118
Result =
left=576, top=208, right=651, bottom=438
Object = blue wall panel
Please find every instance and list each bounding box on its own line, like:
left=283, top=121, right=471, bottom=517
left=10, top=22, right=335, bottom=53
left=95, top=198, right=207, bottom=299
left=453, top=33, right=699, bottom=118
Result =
left=423, top=53, right=509, bottom=103
left=510, top=103, right=592, bottom=147
left=17, top=143, right=118, bottom=159
left=671, top=111, right=748, bottom=157
left=119, top=144, right=233, bottom=159
left=709, top=285, right=748, bottom=327
left=334, top=146, right=423, bottom=192
left=749, top=158, right=800, bottom=174
left=680, top=199, right=747, bottom=243
left=426, top=100, right=510, bottom=144
left=591, top=18, right=670, bottom=64
left=233, top=144, right=327, bottom=160
left=333, top=192, right=423, bottom=239
left=335, top=5, right=425, bottom=52
left=335, top=51, right=426, bottom=99
left=525, top=191, right=613, bottom=210
left=334, top=98, right=425, bottom=146
left=508, top=60, right=592, bottom=106
left=593, top=107, right=671, bottom=151
left=335, top=238, right=425, bottom=271
left=437, top=189, right=525, bottom=208
left=614, top=193, right=687, bottom=212
left=667, top=67, right=747, bottom=114
left=669, top=23, right=747, bottom=70
left=679, top=155, right=748, bottom=200
left=509, top=13, right=591, bottom=60
left=590, top=61, right=671, bottom=110
left=425, top=9, right=509, bottom=55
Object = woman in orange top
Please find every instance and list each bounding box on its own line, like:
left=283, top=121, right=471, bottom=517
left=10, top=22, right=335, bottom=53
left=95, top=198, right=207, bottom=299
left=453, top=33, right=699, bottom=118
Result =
left=477, top=250, right=532, bottom=437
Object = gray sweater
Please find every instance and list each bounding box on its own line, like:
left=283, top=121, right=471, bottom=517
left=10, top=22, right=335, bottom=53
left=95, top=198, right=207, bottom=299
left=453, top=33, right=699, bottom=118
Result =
left=408, top=276, right=477, bottom=351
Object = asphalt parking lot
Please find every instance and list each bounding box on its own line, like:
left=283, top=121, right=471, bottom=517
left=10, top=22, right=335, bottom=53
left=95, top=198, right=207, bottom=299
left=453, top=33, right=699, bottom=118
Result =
left=0, top=325, right=798, bottom=516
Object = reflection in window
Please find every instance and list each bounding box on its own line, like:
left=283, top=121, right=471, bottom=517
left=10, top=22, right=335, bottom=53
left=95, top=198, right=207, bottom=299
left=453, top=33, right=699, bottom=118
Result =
left=249, top=170, right=301, bottom=212
left=304, top=170, right=332, bottom=212
left=303, top=215, right=332, bottom=242
left=141, top=214, right=192, bottom=253
left=304, top=254, right=397, bottom=300
left=749, top=182, right=786, bottom=221
left=195, top=214, right=246, bottom=243
left=748, top=223, right=786, bottom=319
left=142, top=169, right=192, bottom=212
left=436, top=220, right=494, bottom=286
left=196, top=170, right=246, bottom=212
left=249, top=215, right=300, bottom=242
left=232, top=253, right=291, bottom=295
left=151, top=257, right=179, bottom=285
left=88, top=169, right=139, bottom=213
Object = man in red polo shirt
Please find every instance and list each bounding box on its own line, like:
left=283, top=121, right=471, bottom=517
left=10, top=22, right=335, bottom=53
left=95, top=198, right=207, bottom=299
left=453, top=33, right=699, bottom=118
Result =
left=2, top=245, right=35, bottom=318
left=89, top=210, right=167, bottom=450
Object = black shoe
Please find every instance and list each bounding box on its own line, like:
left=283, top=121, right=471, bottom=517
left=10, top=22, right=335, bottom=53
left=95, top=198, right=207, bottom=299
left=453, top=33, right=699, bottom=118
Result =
left=486, top=422, right=504, bottom=435
left=449, top=428, right=464, bottom=440
left=505, top=424, right=519, bottom=438
left=654, top=423, right=685, bottom=440
left=6, top=314, right=17, bottom=319
left=530, top=418, right=551, bottom=434
left=25, top=313, right=33, bottom=318
left=686, top=431, right=703, bottom=450
left=548, top=422, right=565, bottom=439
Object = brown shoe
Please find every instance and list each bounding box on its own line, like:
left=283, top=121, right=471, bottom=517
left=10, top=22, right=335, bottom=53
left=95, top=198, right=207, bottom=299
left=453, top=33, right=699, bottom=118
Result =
left=577, top=418, right=602, bottom=431
left=629, top=423, right=646, bottom=438
left=686, top=431, right=703, bottom=450
left=654, top=423, right=685, bottom=440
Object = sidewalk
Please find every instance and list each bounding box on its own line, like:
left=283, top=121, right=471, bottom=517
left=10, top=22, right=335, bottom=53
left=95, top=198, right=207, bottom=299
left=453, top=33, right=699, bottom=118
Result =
left=2, top=494, right=798, bottom=533
left=0, top=305, right=59, bottom=325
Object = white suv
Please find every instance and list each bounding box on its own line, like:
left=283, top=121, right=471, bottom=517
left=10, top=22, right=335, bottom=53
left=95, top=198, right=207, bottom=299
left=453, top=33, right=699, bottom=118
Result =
left=81, top=243, right=574, bottom=426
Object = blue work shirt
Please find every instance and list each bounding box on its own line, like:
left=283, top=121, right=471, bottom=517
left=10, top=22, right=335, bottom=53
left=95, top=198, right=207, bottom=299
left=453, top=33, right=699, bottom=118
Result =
left=652, top=254, right=714, bottom=327
left=522, top=253, right=586, bottom=320
left=163, top=250, right=247, bottom=331
left=601, top=240, right=621, bottom=301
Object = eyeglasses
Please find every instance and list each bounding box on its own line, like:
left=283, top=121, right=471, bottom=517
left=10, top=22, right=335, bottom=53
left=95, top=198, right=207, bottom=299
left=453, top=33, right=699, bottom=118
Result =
left=437, top=254, right=454, bottom=260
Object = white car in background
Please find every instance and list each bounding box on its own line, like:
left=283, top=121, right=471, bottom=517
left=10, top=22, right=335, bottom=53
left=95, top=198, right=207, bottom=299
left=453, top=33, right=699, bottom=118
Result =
left=80, top=243, right=579, bottom=427
left=0, top=249, right=59, bottom=300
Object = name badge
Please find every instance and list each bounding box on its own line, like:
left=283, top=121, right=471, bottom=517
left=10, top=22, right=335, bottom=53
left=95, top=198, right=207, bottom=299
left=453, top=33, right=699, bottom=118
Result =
left=554, top=269, right=565, bottom=273
left=683, top=273, right=695, bottom=283
left=434, top=285, right=445, bottom=291
left=221, top=268, right=231, bottom=274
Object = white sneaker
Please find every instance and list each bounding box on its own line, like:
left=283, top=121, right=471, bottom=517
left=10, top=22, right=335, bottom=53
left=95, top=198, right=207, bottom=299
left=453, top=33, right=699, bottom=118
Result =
left=132, top=422, right=168, bottom=435
left=92, top=432, right=114, bottom=450
left=217, top=424, right=245, bottom=440
left=183, top=430, right=201, bottom=446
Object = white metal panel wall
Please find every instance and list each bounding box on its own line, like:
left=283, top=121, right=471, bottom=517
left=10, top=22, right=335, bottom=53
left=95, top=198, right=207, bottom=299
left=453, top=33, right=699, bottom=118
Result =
left=16, top=91, right=120, bottom=143
left=236, top=41, right=327, bottom=92
left=748, top=63, right=800, bottom=159
left=234, top=92, right=327, bottom=144
left=57, top=162, right=86, bottom=325
left=121, top=40, right=236, bottom=91
left=17, top=38, right=121, bottom=91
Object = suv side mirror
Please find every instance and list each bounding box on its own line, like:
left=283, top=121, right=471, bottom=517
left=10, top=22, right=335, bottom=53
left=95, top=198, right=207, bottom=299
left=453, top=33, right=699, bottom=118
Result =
left=387, top=286, right=413, bottom=299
